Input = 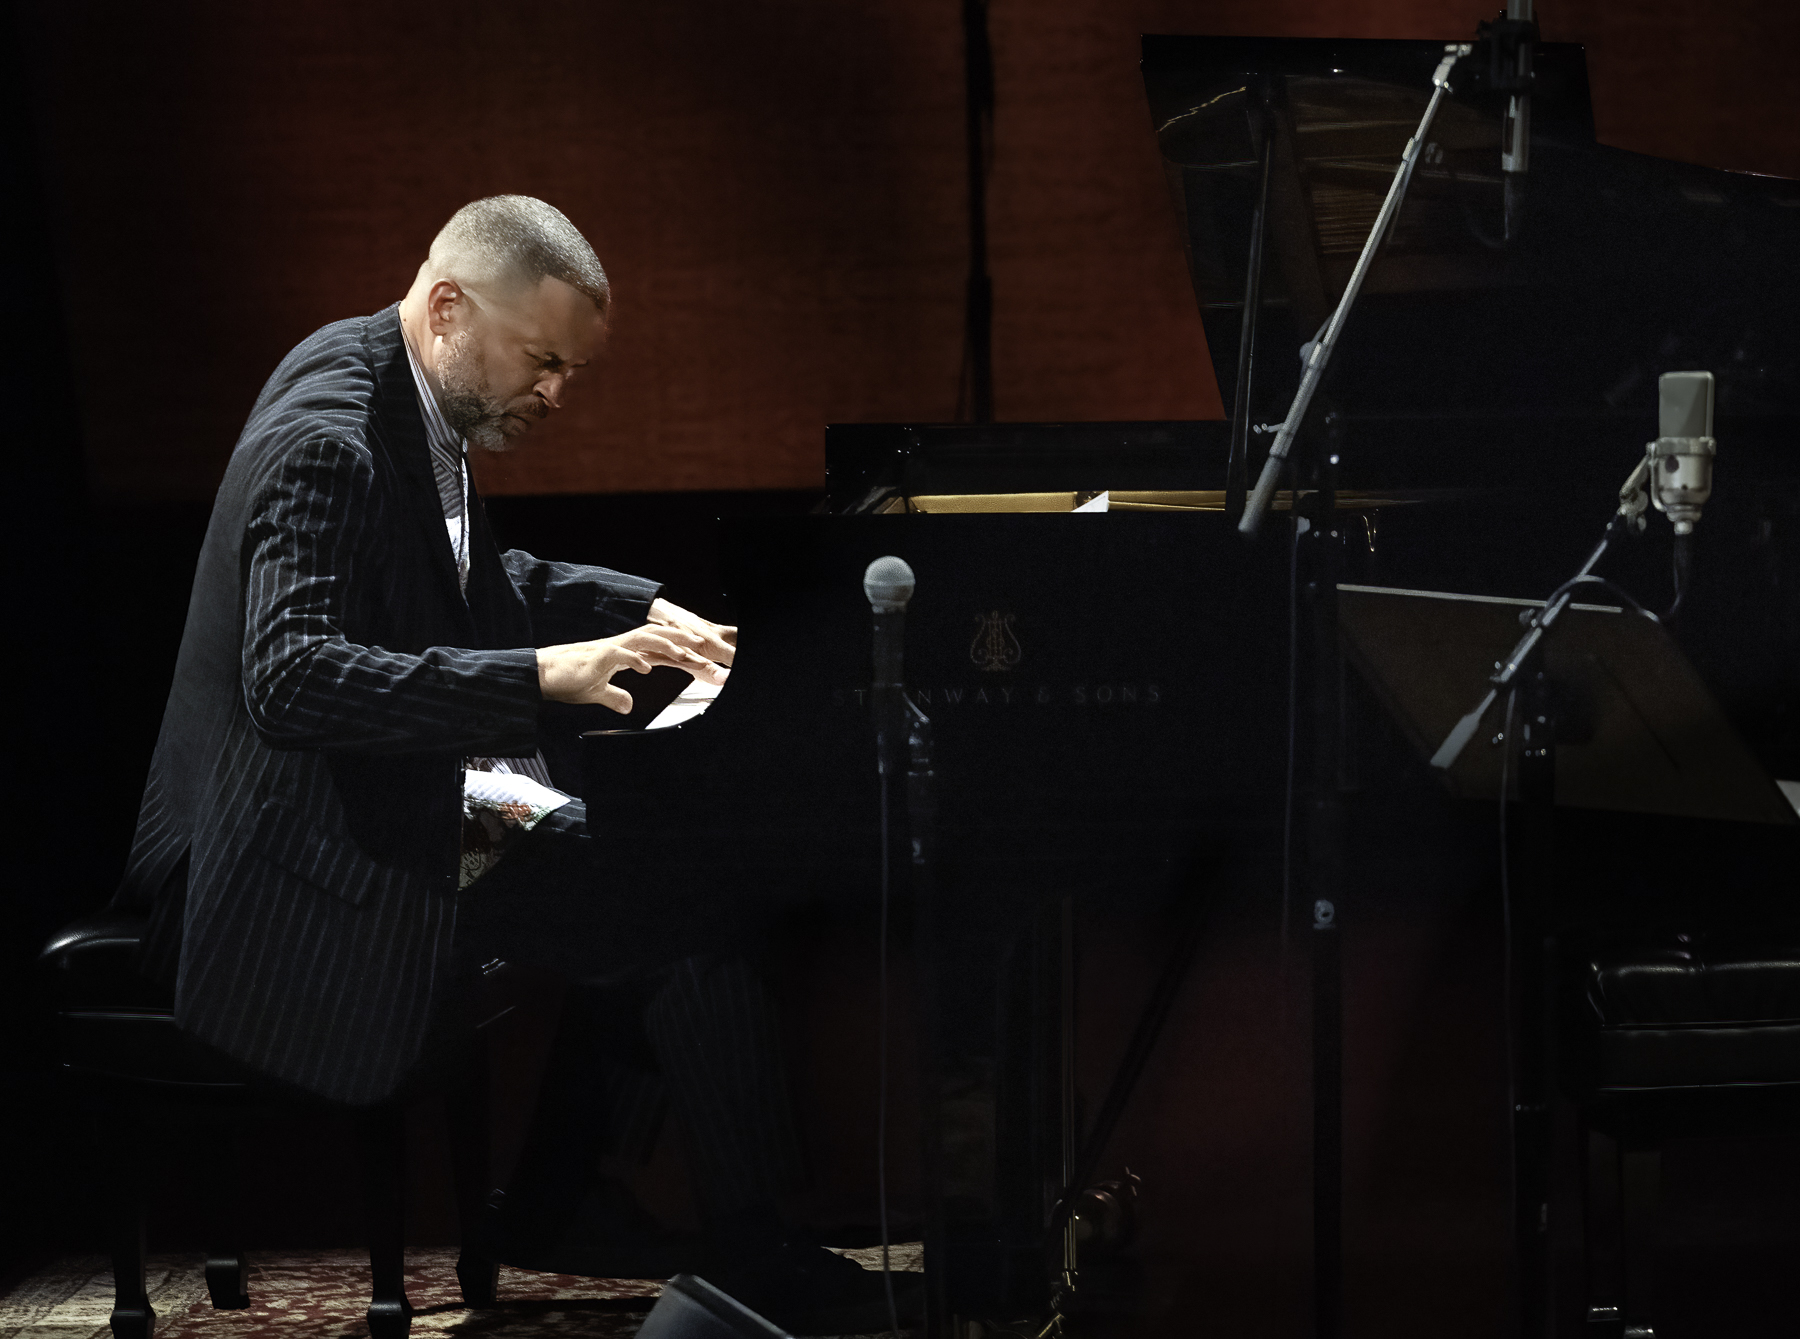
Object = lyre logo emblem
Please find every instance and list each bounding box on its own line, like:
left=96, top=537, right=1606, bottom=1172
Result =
left=969, top=611, right=1022, bottom=672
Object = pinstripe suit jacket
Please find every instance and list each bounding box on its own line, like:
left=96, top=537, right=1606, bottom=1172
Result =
left=115, top=304, right=658, bottom=1105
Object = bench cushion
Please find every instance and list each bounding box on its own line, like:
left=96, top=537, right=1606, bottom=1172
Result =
left=1578, top=936, right=1800, bottom=1092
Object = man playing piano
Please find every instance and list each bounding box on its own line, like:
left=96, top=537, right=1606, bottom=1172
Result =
left=114, top=195, right=902, bottom=1331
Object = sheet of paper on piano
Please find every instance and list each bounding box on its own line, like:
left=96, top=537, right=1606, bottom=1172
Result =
left=464, top=767, right=573, bottom=813
left=648, top=675, right=724, bottom=730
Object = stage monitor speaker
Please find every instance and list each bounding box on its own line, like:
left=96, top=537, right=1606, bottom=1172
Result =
left=636, top=1273, right=793, bottom=1339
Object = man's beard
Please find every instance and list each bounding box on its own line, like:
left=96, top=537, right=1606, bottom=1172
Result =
left=438, top=329, right=516, bottom=453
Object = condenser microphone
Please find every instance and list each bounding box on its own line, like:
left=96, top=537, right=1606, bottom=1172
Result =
left=864, top=556, right=916, bottom=774
left=1648, top=371, right=1716, bottom=535
left=1499, top=0, right=1534, bottom=242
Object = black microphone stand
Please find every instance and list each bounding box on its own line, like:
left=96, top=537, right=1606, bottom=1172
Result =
left=864, top=561, right=949, bottom=1338
left=900, top=694, right=945, bottom=1339
left=871, top=613, right=907, bottom=782
left=1232, top=39, right=1535, bottom=1337
left=1230, top=46, right=1471, bottom=1337
left=1237, top=42, right=1471, bottom=540
left=1296, top=416, right=1349, bottom=1339
left=1428, top=389, right=1711, bottom=1335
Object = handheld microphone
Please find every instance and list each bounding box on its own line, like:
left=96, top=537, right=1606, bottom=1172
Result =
left=1648, top=371, right=1716, bottom=536
left=864, top=556, right=916, bottom=774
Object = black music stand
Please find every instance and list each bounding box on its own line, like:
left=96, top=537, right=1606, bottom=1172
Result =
left=1338, top=583, right=1794, bottom=825
left=1337, top=582, right=1794, bottom=1337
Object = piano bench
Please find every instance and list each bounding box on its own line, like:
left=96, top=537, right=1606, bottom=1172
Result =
left=39, top=909, right=516, bottom=1339
left=1563, top=933, right=1800, bottom=1338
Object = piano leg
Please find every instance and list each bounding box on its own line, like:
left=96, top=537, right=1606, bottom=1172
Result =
left=1582, top=1121, right=1625, bottom=1334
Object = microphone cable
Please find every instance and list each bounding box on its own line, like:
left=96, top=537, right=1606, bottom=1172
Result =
left=1280, top=480, right=1301, bottom=964
left=1539, top=572, right=1660, bottom=624
left=1665, top=533, right=1694, bottom=622
left=1497, top=684, right=1519, bottom=1239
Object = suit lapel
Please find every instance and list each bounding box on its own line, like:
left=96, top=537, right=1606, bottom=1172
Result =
left=362, top=306, right=476, bottom=641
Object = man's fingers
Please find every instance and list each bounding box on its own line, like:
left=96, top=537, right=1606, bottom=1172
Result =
left=688, top=658, right=728, bottom=685
left=539, top=626, right=728, bottom=706
left=632, top=631, right=694, bottom=665
left=620, top=627, right=686, bottom=655
left=697, top=627, right=735, bottom=666
left=647, top=604, right=738, bottom=665
left=625, top=629, right=725, bottom=676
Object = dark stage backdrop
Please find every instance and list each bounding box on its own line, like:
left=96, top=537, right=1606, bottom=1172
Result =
left=17, top=0, right=1800, bottom=506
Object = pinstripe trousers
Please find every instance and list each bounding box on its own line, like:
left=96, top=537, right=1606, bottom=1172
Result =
left=457, top=801, right=803, bottom=1220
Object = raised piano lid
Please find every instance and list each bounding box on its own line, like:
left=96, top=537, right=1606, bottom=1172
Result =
left=1140, top=34, right=1800, bottom=428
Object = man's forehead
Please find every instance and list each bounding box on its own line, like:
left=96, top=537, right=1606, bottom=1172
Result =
left=495, top=277, right=606, bottom=354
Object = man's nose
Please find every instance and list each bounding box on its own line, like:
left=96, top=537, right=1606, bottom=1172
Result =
left=537, top=372, right=569, bottom=410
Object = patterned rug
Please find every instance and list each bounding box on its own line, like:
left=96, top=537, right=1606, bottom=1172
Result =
left=0, top=1246, right=924, bottom=1339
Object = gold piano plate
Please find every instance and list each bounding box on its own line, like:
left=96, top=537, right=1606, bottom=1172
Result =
left=884, top=489, right=1444, bottom=514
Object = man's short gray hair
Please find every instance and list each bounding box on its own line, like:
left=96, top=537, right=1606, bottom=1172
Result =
left=429, top=195, right=610, bottom=312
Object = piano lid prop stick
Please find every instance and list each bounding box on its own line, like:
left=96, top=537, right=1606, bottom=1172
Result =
left=1240, top=43, right=1472, bottom=540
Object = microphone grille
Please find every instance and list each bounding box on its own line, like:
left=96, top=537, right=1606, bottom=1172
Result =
left=1659, top=371, right=1714, bottom=440
left=863, top=556, right=916, bottom=612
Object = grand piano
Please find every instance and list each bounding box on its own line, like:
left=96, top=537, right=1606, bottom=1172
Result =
left=579, top=33, right=1799, bottom=1336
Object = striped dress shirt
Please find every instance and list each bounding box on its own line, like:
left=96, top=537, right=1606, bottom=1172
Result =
left=399, top=328, right=557, bottom=792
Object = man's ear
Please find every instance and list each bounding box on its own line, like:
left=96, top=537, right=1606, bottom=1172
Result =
left=426, top=280, right=465, bottom=337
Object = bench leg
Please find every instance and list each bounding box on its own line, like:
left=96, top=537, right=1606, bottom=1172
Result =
left=447, top=1044, right=498, bottom=1306
left=104, top=1107, right=155, bottom=1339
left=1621, top=1144, right=1660, bottom=1339
left=203, top=1120, right=250, bottom=1309
left=357, top=1107, right=413, bottom=1339
left=203, top=1251, right=249, bottom=1311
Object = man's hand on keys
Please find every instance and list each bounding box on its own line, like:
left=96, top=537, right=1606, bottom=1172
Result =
left=537, top=622, right=728, bottom=714
left=649, top=597, right=736, bottom=667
